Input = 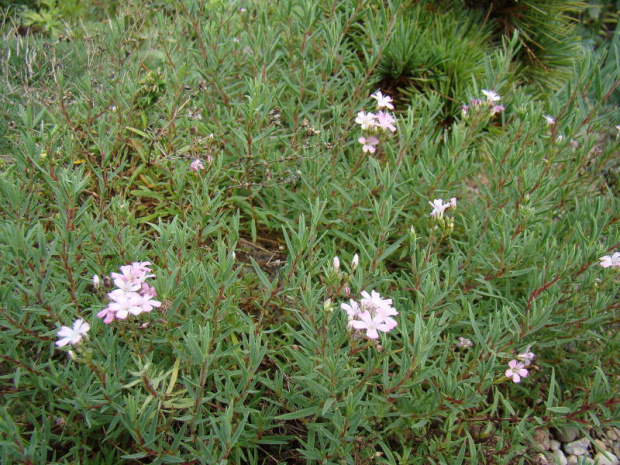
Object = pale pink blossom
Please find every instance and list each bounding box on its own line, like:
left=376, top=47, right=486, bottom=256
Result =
left=599, top=252, right=620, bottom=268
left=350, top=311, right=394, bottom=339
left=371, top=91, right=394, bottom=110
left=190, top=159, right=205, bottom=172
left=132, top=293, right=162, bottom=313
left=457, top=337, right=473, bottom=348
left=517, top=346, right=536, bottom=366
left=450, top=197, right=457, bottom=208
left=543, top=115, right=555, bottom=125
left=376, top=111, right=397, bottom=133
left=461, top=105, right=469, bottom=117
left=56, top=319, right=90, bottom=347
left=490, top=105, right=504, bottom=116
left=358, top=136, right=379, bottom=153
left=505, top=359, right=529, bottom=383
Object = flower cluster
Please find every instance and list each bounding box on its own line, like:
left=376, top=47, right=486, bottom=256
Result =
left=461, top=89, right=504, bottom=118
left=599, top=252, right=620, bottom=268
left=505, top=346, right=535, bottom=383
left=355, top=91, right=397, bottom=154
left=96, top=262, right=161, bottom=324
left=341, top=290, right=398, bottom=339
left=456, top=336, right=473, bottom=348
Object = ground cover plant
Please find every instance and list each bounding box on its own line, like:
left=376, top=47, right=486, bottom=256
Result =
left=0, top=0, right=619, bottom=463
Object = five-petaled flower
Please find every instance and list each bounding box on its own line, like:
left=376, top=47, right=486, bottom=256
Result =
left=371, top=91, right=394, bottom=110
left=600, top=252, right=620, bottom=268
left=56, top=318, right=90, bottom=347
left=505, top=359, right=529, bottom=383
left=481, top=89, right=501, bottom=103
left=355, top=111, right=377, bottom=130
left=358, top=136, right=379, bottom=153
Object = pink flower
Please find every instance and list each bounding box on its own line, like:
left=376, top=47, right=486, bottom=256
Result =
left=599, top=252, right=620, bottom=268
left=490, top=105, right=504, bottom=116
left=56, top=318, right=90, bottom=347
left=190, top=159, right=205, bottom=172
left=358, top=136, right=379, bottom=153
left=133, top=293, right=162, bottom=313
left=505, top=359, right=529, bottom=383
left=371, top=91, right=394, bottom=110
left=376, top=111, right=397, bottom=133
left=461, top=105, right=469, bottom=117
left=517, top=346, right=536, bottom=366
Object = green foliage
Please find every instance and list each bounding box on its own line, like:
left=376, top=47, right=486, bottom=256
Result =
left=14, top=0, right=117, bottom=35
left=0, top=0, right=619, bottom=463
left=440, top=0, right=588, bottom=92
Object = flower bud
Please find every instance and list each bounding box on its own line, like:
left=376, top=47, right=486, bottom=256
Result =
left=92, top=275, right=101, bottom=289
left=351, top=254, right=359, bottom=271
left=333, top=256, right=340, bottom=272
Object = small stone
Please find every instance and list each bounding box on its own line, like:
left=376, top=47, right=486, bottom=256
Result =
left=550, top=440, right=562, bottom=451
left=594, top=439, right=608, bottom=452
left=593, top=451, right=619, bottom=465
left=605, top=429, right=619, bottom=441
left=564, top=438, right=590, bottom=456
left=556, top=428, right=580, bottom=443
left=535, top=453, right=550, bottom=464
left=535, top=429, right=551, bottom=450
left=567, top=455, right=578, bottom=465
left=553, top=449, right=568, bottom=465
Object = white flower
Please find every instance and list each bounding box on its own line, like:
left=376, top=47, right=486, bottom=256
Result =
left=56, top=319, right=90, bottom=347
left=355, top=111, right=377, bottom=130
left=429, top=198, right=451, bottom=219
left=457, top=337, right=473, bottom=348
left=371, top=91, right=394, bottom=110
left=481, top=89, right=501, bottom=103
left=543, top=115, right=555, bottom=125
